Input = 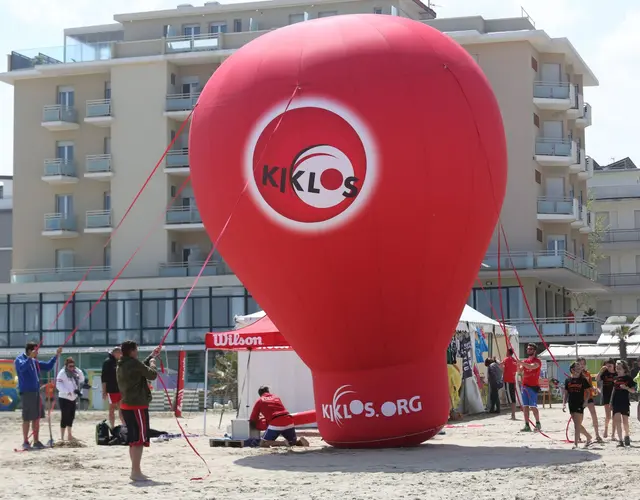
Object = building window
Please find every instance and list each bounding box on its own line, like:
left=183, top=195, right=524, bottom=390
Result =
left=104, top=81, right=111, bottom=100
left=533, top=113, right=539, bottom=128
left=57, top=86, right=74, bottom=107
left=318, top=11, right=338, bottom=17
left=233, top=19, right=242, bottom=32
left=469, top=287, right=525, bottom=320
left=209, top=22, right=227, bottom=34
left=531, top=56, right=538, bottom=72
left=289, top=13, right=305, bottom=24
left=535, top=170, right=541, bottom=184
left=182, top=24, right=201, bottom=37
left=373, top=7, right=383, bottom=14
left=536, top=228, right=543, bottom=242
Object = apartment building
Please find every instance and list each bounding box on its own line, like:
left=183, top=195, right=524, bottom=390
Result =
left=0, top=176, right=13, bottom=283
left=589, top=158, right=640, bottom=318
left=0, top=0, right=603, bottom=376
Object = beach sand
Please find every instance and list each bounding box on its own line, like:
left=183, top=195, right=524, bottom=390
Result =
left=1, top=405, right=639, bottom=500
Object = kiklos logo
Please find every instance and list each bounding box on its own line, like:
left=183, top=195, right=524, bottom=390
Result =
left=321, top=385, right=423, bottom=427
left=244, top=97, right=378, bottom=232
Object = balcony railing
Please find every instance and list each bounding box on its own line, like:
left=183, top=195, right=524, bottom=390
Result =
left=43, top=158, right=76, bottom=177
left=166, top=149, right=189, bottom=168
left=11, top=266, right=111, bottom=284
left=165, top=206, right=202, bottom=224
left=602, top=229, right=640, bottom=243
left=536, top=196, right=575, bottom=215
left=165, top=34, right=220, bottom=53
left=86, top=99, right=112, bottom=117
left=481, top=250, right=597, bottom=281
left=43, top=213, right=76, bottom=232
left=599, top=274, right=640, bottom=287
left=509, top=316, right=604, bottom=337
left=591, top=185, right=640, bottom=200
left=533, top=81, right=571, bottom=99
left=86, top=154, right=111, bottom=173
left=159, top=260, right=230, bottom=277
left=86, top=209, right=112, bottom=229
left=166, top=93, right=200, bottom=112
left=42, top=104, right=77, bottom=123
left=535, top=137, right=572, bottom=157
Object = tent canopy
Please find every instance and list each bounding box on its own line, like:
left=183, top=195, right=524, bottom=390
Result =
left=538, top=343, right=640, bottom=361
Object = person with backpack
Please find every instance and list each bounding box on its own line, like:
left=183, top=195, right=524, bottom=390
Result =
left=485, top=357, right=503, bottom=414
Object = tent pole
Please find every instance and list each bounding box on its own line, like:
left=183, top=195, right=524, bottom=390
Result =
left=203, top=348, right=209, bottom=435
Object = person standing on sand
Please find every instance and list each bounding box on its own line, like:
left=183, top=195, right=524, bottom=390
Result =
left=563, top=361, right=593, bottom=449
left=101, top=346, right=123, bottom=429
left=578, top=357, right=603, bottom=443
left=612, top=360, right=636, bottom=448
left=116, top=341, right=161, bottom=482
left=15, top=342, right=62, bottom=450
left=596, top=358, right=617, bottom=440
left=500, top=348, right=518, bottom=420
left=56, top=357, right=84, bottom=441
left=485, top=357, right=502, bottom=414
left=518, top=343, right=542, bottom=432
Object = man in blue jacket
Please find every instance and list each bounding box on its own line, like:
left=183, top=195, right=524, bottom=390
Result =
left=15, top=342, right=62, bottom=450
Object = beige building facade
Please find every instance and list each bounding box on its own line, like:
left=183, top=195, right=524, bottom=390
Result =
left=0, top=0, right=605, bottom=370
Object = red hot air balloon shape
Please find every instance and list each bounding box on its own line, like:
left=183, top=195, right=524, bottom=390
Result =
left=190, top=14, right=507, bottom=448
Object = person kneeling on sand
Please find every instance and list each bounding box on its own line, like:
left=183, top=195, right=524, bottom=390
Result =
left=249, top=386, right=309, bottom=448
left=116, top=340, right=161, bottom=481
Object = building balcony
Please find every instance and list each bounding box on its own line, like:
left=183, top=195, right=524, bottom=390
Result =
left=566, top=88, right=584, bottom=120
left=85, top=154, right=112, bottom=181
left=42, top=159, right=78, bottom=184
left=599, top=273, right=640, bottom=288
left=164, top=206, right=204, bottom=230
left=591, top=185, right=640, bottom=200
left=532, top=82, right=575, bottom=111
left=165, top=33, right=221, bottom=54
left=509, top=316, right=604, bottom=342
left=158, top=260, right=232, bottom=277
left=601, top=228, right=640, bottom=249
left=535, top=138, right=577, bottom=167
left=575, top=103, right=592, bottom=128
left=164, top=93, right=199, bottom=121
left=164, top=149, right=190, bottom=175
left=480, top=250, right=605, bottom=292
left=42, top=213, right=78, bottom=238
left=536, top=196, right=579, bottom=223
left=85, top=209, right=112, bottom=234
left=41, top=105, right=78, bottom=131
left=568, top=148, right=587, bottom=175
left=11, top=266, right=111, bottom=284
left=84, top=99, right=113, bottom=127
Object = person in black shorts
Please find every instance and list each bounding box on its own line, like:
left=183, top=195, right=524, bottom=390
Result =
left=596, top=358, right=617, bottom=440
left=612, top=360, right=636, bottom=448
left=563, top=362, right=593, bottom=449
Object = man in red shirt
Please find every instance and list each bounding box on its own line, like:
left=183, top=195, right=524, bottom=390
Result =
left=500, top=348, right=518, bottom=420
left=518, top=343, right=542, bottom=432
left=249, top=386, right=309, bottom=447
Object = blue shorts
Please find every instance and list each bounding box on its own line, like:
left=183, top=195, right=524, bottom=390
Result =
left=263, top=426, right=297, bottom=444
left=521, top=386, right=538, bottom=407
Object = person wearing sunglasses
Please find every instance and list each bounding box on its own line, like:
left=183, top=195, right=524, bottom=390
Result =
left=56, top=357, right=84, bottom=441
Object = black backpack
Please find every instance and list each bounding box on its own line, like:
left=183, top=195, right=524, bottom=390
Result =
left=96, top=420, right=111, bottom=445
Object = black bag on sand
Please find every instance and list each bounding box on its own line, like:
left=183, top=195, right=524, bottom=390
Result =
left=96, top=420, right=111, bottom=445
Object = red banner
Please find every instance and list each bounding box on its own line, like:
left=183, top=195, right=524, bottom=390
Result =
left=175, top=350, right=186, bottom=418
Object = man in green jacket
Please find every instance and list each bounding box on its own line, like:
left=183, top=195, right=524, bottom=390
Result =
left=116, top=340, right=160, bottom=482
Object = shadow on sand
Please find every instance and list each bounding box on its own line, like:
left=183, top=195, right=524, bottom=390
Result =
left=235, top=444, right=600, bottom=473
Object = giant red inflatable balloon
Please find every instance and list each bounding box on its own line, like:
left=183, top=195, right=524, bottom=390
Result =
left=190, top=14, right=507, bottom=448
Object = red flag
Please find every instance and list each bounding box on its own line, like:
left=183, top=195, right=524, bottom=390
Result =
left=175, top=351, right=186, bottom=418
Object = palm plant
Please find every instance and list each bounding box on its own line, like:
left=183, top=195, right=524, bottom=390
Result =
left=208, top=351, right=238, bottom=428
left=612, top=324, right=638, bottom=361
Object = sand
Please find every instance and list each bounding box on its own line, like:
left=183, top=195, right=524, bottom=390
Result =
left=1, top=405, right=639, bottom=500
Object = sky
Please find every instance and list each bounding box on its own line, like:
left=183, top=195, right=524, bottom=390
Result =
left=0, top=0, right=638, bottom=176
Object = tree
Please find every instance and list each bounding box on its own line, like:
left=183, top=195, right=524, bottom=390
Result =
left=613, top=325, right=632, bottom=361
left=208, top=351, right=238, bottom=428
left=586, top=190, right=607, bottom=268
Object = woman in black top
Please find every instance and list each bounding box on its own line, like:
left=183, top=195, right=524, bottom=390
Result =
left=596, top=358, right=617, bottom=440
left=612, top=360, right=636, bottom=448
left=563, top=362, right=593, bottom=449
